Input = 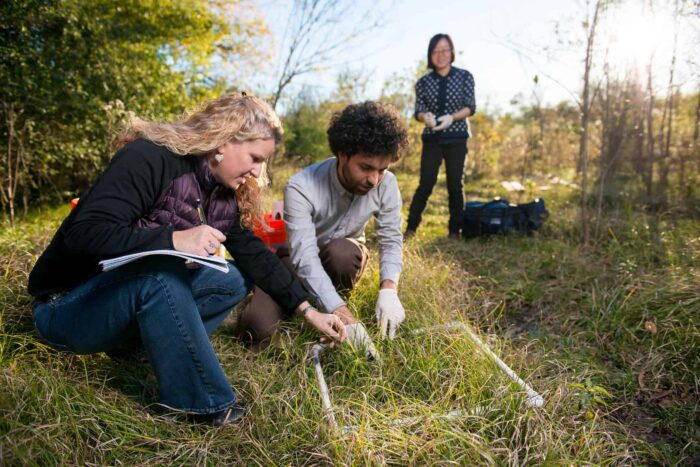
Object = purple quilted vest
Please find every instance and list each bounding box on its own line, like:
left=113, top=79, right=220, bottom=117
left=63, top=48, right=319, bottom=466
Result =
left=134, top=157, right=238, bottom=234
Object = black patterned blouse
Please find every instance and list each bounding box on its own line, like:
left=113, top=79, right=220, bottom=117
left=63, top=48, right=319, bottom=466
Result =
left=414, top=66, right=476, bottom=143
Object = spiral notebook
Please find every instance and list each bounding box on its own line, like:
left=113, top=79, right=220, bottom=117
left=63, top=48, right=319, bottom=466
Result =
left=99, top=250, right=229, bottom=273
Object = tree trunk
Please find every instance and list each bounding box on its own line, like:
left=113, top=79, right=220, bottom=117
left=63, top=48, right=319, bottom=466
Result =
left=578, top=0, right=603, bottom=246
left=689, top=89, right=700, bottom=196
left=2, top=103, right=17, bottom=227
left=657, top=0, right=680, bottom=206
left=644, top=62, right=655, bottom=202
left=594, top=61, right=611, bottom=238
left=658, top=88, right=674, bottom=206
left=679, top=89, right=700, bottom=192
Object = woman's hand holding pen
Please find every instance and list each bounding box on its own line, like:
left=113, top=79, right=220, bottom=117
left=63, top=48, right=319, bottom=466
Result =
left=173, top=225, right=226, bottom=256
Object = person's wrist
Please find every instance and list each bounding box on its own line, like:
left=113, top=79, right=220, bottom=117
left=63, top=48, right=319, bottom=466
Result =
left=378, top=288, right=399, bottom=299
left=297, top=303, right=317, bottom=318
left=172, top=230, right=183, bottom=251
left=303, top=308, right=320, bottom=322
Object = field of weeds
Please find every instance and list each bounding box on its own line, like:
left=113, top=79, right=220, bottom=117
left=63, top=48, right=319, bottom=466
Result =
left=1, top=165, right=698, bottom=465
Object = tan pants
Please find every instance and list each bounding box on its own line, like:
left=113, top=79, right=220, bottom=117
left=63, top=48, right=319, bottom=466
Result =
left=234, top=238, right=368, bottom=345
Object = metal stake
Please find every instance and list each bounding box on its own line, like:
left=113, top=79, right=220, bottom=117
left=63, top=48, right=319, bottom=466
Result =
left=310, top=344, right=339, bottom=432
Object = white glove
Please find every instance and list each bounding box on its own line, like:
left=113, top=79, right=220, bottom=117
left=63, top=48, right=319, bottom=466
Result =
left=422, top=112, right=437, bottom=128
left=345, top=323, right=380, bottom=361
left=433, top=114, right=454, bottom=131
left=375, top=289, right=405, bottom=340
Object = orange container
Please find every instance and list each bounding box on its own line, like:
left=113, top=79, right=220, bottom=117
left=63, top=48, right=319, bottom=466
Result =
left=253, top=214, right=287, bottom=252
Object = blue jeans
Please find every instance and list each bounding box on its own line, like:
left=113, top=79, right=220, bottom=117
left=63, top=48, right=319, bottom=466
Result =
left=32, top=256, right=251, bottom=414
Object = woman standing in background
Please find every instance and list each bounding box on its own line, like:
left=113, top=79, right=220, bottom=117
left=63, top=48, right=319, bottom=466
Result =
left=405, top=33, right=476, bottom=239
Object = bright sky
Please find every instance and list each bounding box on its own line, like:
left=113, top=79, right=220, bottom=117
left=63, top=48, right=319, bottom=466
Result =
left=253, top=0, right=698, bottom=114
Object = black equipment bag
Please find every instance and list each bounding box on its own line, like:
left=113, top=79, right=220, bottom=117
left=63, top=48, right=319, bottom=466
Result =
left=462, top=197, right=548, bottom=238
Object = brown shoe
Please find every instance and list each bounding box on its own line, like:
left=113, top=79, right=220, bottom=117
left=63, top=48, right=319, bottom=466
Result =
left=448, top=232, right=460, bottom=240
left=403, top=229, right=416, bottom=241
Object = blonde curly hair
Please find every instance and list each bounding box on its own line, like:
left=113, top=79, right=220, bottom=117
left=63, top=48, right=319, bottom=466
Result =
left=113, top=93, right=282, bottom=229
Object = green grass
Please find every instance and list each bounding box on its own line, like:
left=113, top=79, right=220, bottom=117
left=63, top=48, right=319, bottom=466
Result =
left=1, top=164, right=698, bottom=465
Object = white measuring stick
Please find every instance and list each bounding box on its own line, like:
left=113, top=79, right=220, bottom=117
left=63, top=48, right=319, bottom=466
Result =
left=413, top=322, right=544, bottom=408
left=310, top=344, right=339, bottom=431
left=462, top=326, right=544, bottom=408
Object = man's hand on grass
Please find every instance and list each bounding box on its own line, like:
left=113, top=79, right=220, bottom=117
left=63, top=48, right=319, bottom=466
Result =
left=332, top=305, right=359, bottom=325
left=345, top=322, right=380, bottom=361
left=331, top=305, right=380, bottom=360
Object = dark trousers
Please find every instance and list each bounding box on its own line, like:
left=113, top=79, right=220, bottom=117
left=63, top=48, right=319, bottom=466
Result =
left=235, top=238, right=369, bottom=344
left=406, top=139, right=468, bottom=234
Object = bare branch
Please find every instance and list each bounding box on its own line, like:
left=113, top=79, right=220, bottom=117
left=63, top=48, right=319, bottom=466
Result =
left=271, top=0, right=387, bottom=109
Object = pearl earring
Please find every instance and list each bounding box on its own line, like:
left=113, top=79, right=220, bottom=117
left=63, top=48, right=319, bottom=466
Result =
left=214, top=153, right=224, bottom=163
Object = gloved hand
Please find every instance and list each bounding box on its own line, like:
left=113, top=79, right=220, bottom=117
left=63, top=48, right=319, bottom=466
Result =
left=345, top=323, right=380, bottom=361
left=433, top=114, right=454, bottom=131
left=375, top=288, right=405, bottom=339
left=422, top=112, right=437, bottom=128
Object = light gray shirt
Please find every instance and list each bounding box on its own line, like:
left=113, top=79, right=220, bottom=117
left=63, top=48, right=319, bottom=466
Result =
left=284, top=157, right=403, bottom=313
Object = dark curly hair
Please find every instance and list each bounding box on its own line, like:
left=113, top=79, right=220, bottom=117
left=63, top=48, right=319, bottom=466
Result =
left=327, top=102, right=409, bottom=162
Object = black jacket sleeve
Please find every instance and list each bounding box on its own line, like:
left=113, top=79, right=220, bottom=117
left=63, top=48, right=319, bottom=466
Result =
left=463, top=70, right=476, bottom=115
left=225, top=219, right=308, bottom=316
left=63, top=141, right=177, bottom=257
left=28, top=141, right=186, bottom=297
left=414, top=77, right=428, bottom=120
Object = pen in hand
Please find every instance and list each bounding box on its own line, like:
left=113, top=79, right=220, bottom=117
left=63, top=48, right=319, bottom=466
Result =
left=196, top=198, right=225, bottom=257
left=196, top=198, right=207, bottom=225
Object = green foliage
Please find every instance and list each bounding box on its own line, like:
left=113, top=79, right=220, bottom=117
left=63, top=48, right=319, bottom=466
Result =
left=378, top=63, right=427, bottom=173
left=570, top=379, right=612, bottom=415
left=282, top=97, right=331, bottom=163
left=0, top=0, right=264, bottom=219
left=283, top=62, right=428, bottom=170
left=378, top=62, right=424, bottom=121
left=283, top=71, right=380, bottom=163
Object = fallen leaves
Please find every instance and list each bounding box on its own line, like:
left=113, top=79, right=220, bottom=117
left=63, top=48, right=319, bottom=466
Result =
left=644, top=320, right=657, bottom=335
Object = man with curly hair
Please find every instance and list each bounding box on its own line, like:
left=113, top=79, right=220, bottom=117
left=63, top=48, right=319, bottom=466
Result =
left=238, top=102, right=409, bottom=353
